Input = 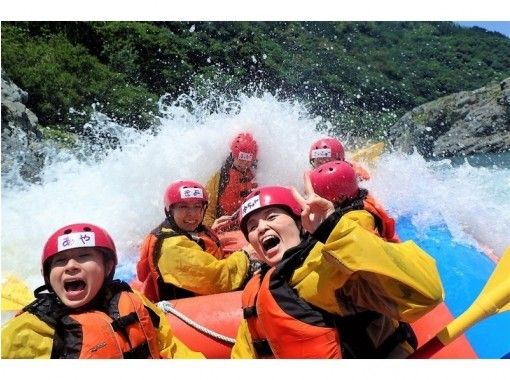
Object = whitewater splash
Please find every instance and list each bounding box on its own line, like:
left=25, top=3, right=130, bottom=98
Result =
left=2, top=91, right=509, bottom=291
left=367, top=151, right=510, bottom=260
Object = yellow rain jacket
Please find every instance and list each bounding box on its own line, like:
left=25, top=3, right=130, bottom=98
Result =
left=1, top=285, right=203, bottom=359
left=232, top=209, right=444, bottom=359
left=155, top=231, right=250, bottom=296
left=204, top=170, right=222, bottom=227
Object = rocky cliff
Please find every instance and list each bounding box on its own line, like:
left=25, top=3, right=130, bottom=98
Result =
left=1, top=70, right=45, bottom=182
left=388, top=77, right=510, bottom=158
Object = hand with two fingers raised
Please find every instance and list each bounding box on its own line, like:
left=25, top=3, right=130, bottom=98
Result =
left=291, top=171, right=336, bottom=234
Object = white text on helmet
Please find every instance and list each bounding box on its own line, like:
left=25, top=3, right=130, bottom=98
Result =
left=311, top=148, right=332, bottom=159
left=179, top=188, right=204, bottom=199
left=238, top=152, right=254, bottom=161
left=57, top=232, right=96, bottom=252
left=241, top=195, right=261, bottom=217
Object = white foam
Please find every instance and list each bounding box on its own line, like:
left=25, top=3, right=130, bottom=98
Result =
left=2, top=91, right=508, bottom=290
left=367, top=150, right=510, bottom=258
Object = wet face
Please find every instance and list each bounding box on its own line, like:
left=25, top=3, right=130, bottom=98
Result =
left=49, top=247, right=113, bottom=309
left=245, top=207, right=301, bottom=267
left=172, top=200, right=206, bottom=232
left=233, top=157, right=254, bottom=173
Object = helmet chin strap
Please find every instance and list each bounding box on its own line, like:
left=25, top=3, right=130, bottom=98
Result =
left=165, top=206, right=180, bottom=228
left=106, top=264, right=115, bottom=282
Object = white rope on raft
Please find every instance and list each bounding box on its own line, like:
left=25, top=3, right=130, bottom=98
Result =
left=157, top=300, right=236, bottom=345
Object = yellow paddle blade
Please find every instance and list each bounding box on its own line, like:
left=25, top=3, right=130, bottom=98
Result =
left=1, top=275, right=35, bottom=311
left=483, top=246, right=510, bottom=313
left=349, top=142, right=385, bottom=165
left=437, top=246, right=510, bottom=344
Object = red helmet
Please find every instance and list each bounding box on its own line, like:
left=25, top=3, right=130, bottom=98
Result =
left=309, top=137, right=345, bottom=163
left=309, top=160, right=359, bottom=203
left=230, top=132, right=258, bottom=161
left=164, top=180, right=208, bottom=211
left=42, top=223, right=117, bottom=281
left=239, top=186, right=302, bottom=237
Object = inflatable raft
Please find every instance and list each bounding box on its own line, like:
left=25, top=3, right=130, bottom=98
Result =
left=159, top=220, right=509, bottom=359
left=161, top=290, right=477, bottom=358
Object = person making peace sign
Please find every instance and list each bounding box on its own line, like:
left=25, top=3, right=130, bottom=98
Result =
left=231, top=173, right=444, bottom=359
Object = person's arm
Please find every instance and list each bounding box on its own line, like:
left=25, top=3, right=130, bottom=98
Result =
left=315, top=209, right=444, bottom=323
left=211, top=214, right=236, bottom=233
left=1, top=312, right=54, bottom=358
left=138, top=292, right=205, bottom=359
left=204, top=172, right=220, bottom=227
left=157, top=235, right=250, bottom=295
left=293, top=172, right=443, bottom=323
left=352, top=161, right=370, bottom=181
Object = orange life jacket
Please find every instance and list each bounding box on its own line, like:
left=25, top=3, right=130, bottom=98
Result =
left=241, top=272, right=274, bottom=358
left=241, top=238, right=416, bottom=358
left=363, top=193, right=400, bottom=242
left=242, top=266, right=342, bottom=358
left=217, top=164, right=257, bottom=218
left=136, top=219, right=224, bottom=302
left=25, top=281, right=161, bottom=359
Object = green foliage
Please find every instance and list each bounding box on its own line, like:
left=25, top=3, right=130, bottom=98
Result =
left=2, top=21, right=510, bottom=140
left=40, top=125, right=77, bottom=148
left=1, top=23, right=159, bottom=134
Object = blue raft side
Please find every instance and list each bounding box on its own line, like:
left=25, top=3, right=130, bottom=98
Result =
left=397, top=216, right=510, bottom=359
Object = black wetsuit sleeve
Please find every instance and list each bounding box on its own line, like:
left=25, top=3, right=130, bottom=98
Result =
left=311, top=210, right=342, bottom=243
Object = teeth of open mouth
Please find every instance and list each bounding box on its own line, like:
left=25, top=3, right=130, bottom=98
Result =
left=262, top=235, right=280, bottom=251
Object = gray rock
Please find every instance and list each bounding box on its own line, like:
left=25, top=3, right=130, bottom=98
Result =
left=389, top=77, right=510, bottom=158
left=1, top=71, right=28, bottom=103
left=1, top=70, right=45, bottom=183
